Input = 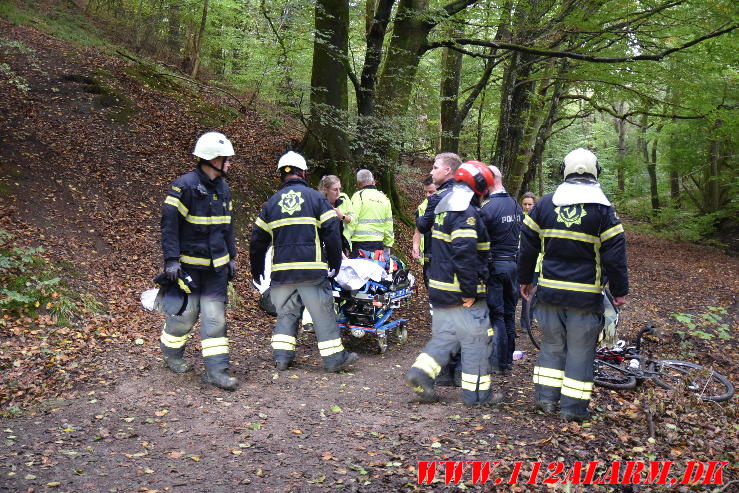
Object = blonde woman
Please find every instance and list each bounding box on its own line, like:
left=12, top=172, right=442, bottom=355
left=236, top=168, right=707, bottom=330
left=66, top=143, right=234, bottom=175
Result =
left=319, top=175, right=353, bottom=256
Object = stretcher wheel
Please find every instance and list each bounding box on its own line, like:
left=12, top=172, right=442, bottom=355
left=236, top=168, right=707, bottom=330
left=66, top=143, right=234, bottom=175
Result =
left=395, top=323, right=408, bottom=345
left=377, top=332, right=388, bottom=353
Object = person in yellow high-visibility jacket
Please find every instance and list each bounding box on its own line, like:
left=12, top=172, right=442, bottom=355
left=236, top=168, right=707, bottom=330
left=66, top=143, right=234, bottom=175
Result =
left=345, top=169, right=394, bottom=258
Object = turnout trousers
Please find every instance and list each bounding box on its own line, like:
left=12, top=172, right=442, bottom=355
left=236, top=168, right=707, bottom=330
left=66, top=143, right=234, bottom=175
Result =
left=487, top=259, right=519, bottom=371
left=269, top=278, right=352, bottom=370
left=408, top=301, right=494, bottom=405
left=533, top=302, right=604, bottom=416
left=160, top=267, right=230, bottom=370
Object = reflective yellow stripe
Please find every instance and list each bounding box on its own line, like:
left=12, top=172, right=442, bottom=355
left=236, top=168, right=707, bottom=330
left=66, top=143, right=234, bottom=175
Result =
left=165, top=196, right=189, bottom=217
left=478, top=374, right=492, bottom=391
left=213, top=254, right=230, bottom=268
left=541, top=229, right=600, bottom=244
left=272, top=334, right=297, bottom=345
left=185, top=215, right=231, bottom=225
left=160, top=331, right=189, bottom=348
left=180, top=254, right=211, bottom=266
left=431, top=230, right=452, bottom=242
left=600, top=224, right=624, bottom=242
left=533, top=375, right=564, bottom=388
left=255, top=217, right=271, bottom=233
left=534, top=366, right=565, bottom=378
left=561, top=387, right=591, bottom=400
left=180, top=254, right=230, bottom=268
left=538, top=277, right=602, bottom=294
left=177, top=278, right=191, bottom=294
left=319, top=210, right=336, bottom=224
left=461, top=372, right=482, bottom=391
left=487, top=328, right=494, bottom=337
left=562, top=376, right=593, bottom=391
left=272, top=262, right=328, bottom=272
left=428, top=279, right=461, bottom=292
left=317, top=338, right=344, bottom=357
left=477, top=242, right=490, bottom=250
left=271, top=342, right=296, bottom=351
left=201, top=337, right=229, bottom=357
left=451, top=229, right=477, bottom=240
left=268, top=217, right=319, bottom=229
left=476, top=285, right=486, bottom=294
left=524, top=214, right=540, bottom=233
left=411, top=353, right=441, bottom=379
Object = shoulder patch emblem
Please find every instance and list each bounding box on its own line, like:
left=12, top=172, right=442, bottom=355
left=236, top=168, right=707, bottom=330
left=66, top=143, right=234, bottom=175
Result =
left=555, top=205, right=587, bottom=228
left=466, top=216, right=476, bottom=226
left=278, top=190, right=305, bottom=215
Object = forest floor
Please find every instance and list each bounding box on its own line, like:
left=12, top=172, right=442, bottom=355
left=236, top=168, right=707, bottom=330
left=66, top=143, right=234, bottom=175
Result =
left=1, top=12, right=738, bottom=493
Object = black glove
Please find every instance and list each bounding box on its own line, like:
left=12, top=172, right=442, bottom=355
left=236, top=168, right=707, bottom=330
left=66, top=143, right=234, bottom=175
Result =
left=165, top=260, right=181, bottom=282
left=227, top=260, right=237, bottom=281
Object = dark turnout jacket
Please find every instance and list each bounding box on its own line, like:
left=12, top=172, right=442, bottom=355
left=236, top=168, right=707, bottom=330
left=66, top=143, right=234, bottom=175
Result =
left=250, top=177, right=342, bottom=286
left=518, top=192, right=628, bottom=312
left=161, top=166, right=236, bottom=270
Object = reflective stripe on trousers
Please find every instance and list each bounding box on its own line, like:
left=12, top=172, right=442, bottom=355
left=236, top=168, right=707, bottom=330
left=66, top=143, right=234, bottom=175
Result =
left=161, top=296, right=229, bottom=370
left=532, top=302, right=603, bottom=415
left=408, top=302, right=495, bottom=406
left=269, top=279, right=350, bottom=369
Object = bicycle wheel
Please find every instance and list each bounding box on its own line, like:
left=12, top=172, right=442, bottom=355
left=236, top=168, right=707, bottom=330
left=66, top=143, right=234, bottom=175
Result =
left=649, top=360, right=734, bottom=402
left=593, top=358, right=637, bottom=390
left=524, top=292, right=542, bottom=350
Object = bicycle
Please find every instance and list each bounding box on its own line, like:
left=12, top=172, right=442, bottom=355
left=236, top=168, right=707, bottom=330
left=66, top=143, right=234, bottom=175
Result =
left=593, top=325, right=734, bottom=402
left=524, top=289, right=619, bottom=351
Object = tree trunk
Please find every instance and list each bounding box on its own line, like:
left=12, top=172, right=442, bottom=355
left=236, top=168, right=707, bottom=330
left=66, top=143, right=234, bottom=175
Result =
left=639, top=117, right=660, bottom=212
left=439, top=31, right=463, bottom=153
left=612, top=103, right=627, bottom=193
left=190, top=0, right=209, bottom=79
left=707, top=128, right=721, bottom=213
left=300, top=0, right=352, bottom=186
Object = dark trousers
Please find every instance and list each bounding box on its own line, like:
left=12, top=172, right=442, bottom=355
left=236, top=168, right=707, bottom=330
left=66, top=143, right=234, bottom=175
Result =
left=487, top=259, right=519, bottom=371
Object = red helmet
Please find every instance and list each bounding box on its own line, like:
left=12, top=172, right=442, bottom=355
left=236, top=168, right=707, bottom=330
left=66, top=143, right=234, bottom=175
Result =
left=456, top=161, right=493, bottom=196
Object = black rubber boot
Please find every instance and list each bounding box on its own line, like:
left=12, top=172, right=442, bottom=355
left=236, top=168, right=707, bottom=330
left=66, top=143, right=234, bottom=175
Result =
left=481, top=392, right=506, bottom=406
left=535, top=400, right=557, bottom=414
left=202, top=368, right=238, bottom=391
left=406, top=372, right=439, bottom=403
left=163, top=356, right=190, bottom=374
left=327, top=352, right=359, bottom=373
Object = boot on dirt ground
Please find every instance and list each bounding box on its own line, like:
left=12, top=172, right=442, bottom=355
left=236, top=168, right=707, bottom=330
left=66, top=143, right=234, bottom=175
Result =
left=327, top=352, right=359, bottom=373
left=163, top=356, right=190, bottom=374
left=406, top=372, right=439, bottom=403
left=202, top=368, right=238, bottom=391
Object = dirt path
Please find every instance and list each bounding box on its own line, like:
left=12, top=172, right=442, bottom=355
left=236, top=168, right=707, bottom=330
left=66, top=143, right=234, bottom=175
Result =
left=1, top=16, right=738, bottom=492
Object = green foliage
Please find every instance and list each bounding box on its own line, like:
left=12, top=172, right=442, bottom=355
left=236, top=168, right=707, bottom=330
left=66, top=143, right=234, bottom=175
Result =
left=3, top=0, right=109, bottom=47
left=0, top=229, right=103, bottom=324
left=670, top=306, right=732, bottom=341
left=0, top=0, right=29, bottom=25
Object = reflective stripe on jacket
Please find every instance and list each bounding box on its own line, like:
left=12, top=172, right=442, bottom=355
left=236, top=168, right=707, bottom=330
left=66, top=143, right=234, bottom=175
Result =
left=416, top=198, right=432, bottom=264
left=427, top=201, right=490, bottom=307
left=346, top=186, right=394, bottom=247
left=416, top=179, right=454, bottom=234
left=249, top=178, right=342, bottom=286
left=518, top=193, right=628, bottom=311
left=161, top=167, right=236, bottom=270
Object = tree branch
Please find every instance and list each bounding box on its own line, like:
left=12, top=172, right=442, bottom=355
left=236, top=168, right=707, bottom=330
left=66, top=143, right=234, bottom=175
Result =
left=425, top=23, right=738, bottom=62
left=561, top=94, right=707, bottom=120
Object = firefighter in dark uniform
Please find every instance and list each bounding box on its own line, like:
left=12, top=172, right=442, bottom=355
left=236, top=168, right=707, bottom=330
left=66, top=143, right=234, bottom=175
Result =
left=480, top=165, right=523, bottom=375
left=249, top=151, right=359, bottom=372
left=412, top=176, right=437, bottom=288
left=159, top=131, right=239, bottom=391
left=519, top=148, right=628, bottom=421
left=406, top=162, right=504, bottom=406
left=416, top=152, right=463, bottom=386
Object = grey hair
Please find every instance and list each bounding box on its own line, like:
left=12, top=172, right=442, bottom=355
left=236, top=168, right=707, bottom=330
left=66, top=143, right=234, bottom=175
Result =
left=434, top=152, right=462, bottom=173
left=356, top=169, right=374, bottom=185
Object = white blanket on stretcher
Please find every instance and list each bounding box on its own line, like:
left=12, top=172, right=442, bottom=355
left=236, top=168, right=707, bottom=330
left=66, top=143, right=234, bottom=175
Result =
left=334, top=258, right=393, bottom=290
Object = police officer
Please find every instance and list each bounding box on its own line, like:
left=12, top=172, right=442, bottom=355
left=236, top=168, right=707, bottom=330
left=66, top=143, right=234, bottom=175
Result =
left=159, top=131, right=238, bottom=391
left=346, top=169, right=394, bottom=257
left=480, top=166, right=523, bottom=375
left=406, top=162, right=503, bottom=406
left=249, top=151, right=359, bottom=372
left=519, top=148, right=628, bottom=421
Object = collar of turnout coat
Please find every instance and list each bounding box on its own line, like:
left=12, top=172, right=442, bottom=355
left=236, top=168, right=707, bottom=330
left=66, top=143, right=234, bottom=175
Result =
left=553, top=181, right=611, bottom=207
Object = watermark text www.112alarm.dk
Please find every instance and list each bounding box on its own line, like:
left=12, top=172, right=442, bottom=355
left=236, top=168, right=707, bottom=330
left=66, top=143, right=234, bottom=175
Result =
left=417, top=461, right=729, bottom=486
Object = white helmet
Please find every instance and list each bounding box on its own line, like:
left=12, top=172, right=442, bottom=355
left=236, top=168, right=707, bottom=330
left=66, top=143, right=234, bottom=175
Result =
left=277, top=151, right=307, bottom=171
left=193, top=132, right=234, bottom=160
left=562, top=148, right=599, bottom=179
